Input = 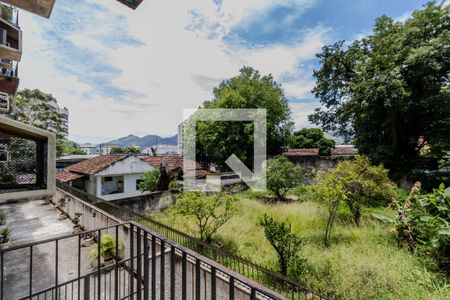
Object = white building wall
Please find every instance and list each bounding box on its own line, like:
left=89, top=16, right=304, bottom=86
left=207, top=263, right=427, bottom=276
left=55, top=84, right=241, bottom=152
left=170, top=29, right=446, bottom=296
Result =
left=87, top=156, right=154, bottom=201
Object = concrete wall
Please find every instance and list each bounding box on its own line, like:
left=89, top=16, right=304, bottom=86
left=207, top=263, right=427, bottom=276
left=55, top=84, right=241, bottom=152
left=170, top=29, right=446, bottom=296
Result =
left=112, top=190, right=174, bottom=212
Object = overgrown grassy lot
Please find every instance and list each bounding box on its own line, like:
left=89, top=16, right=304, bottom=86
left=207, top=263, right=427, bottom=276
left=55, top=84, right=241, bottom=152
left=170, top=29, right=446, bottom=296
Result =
left=150, top=191, right=450, bottom=300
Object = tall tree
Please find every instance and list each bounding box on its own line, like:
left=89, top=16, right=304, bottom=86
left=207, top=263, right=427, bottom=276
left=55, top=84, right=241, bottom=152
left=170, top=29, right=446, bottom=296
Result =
left=289, top=128, right=335, bottom=155
left=195, top=66, right=293, bottom=170
left=309, top=2, right=450, bottom=174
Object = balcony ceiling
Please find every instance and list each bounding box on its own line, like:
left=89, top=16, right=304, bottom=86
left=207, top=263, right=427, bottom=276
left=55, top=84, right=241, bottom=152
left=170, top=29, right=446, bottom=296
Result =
left=0, top=74, right=19, bottom=95
left=116, top=0, right=144, bottom=10
left=0, top=43, right=21, bottom=61
left=0, top=0, right=56, bottom=18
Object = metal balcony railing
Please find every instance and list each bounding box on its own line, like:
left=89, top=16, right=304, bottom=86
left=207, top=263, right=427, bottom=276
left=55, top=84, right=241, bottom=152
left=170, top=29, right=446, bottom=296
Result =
left=0, top=222, right=286, bottom=300
left=56, top=182, right=330, bottom=300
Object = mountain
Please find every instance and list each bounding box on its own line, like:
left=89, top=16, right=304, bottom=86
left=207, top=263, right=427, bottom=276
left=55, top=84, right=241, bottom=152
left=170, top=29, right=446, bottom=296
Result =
left=103, top=134, right=178, bottom=148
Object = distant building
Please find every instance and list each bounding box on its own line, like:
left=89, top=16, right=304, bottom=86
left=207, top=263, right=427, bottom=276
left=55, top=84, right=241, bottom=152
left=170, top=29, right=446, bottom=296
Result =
left=79, top=143, right=100, bottom=155
left=142, top=144, right=178, bottom=156
left=177, top=121, right=185, bottom=155
left=0, top=4, right=21, bottom=97
left=100, top=144, right=114, bottom=155
left=59, top=106, right=69, bottom=138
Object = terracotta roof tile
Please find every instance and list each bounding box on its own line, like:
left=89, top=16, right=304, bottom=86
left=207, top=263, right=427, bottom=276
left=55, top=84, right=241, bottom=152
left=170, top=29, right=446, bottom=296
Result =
left=56, top=171, right=85, bottom=183
left=331, top=147, right=358, bottom=156
left=283, top=148, right=320, bottom=157
left=142, top=156, right=203, bottom=171
left=66, top=155, right=128, bottom=175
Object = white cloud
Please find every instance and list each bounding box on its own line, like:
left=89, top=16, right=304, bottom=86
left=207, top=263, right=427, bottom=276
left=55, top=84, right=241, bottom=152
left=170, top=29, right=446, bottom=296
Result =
left=19, top=0, right=324, bottom=142
left=290, top=102, right=319, bottom=129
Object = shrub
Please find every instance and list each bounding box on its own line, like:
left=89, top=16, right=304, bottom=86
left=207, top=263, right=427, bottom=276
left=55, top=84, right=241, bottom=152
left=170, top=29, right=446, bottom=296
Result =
left=169, top=191, right=240, bottom=242
left=168, top=180, right=182, bottom=192
left=0, top=227, right=11, bottom=243
left=212, top=234, right=240, bottom=254
left=291, top=184, right=318, bottom=202
left=259, top=214, right=306, bottom=276
left=375, top=182, right=450, bottom=274
left=266, top=155, right=303, bottom=200
left=415, top=184, right=450, bottom=270
left=315, top=156, right=397, bottom=246
left=90, top=235, right=124, bottom=264
left=138, top=169, right=160, bottom=192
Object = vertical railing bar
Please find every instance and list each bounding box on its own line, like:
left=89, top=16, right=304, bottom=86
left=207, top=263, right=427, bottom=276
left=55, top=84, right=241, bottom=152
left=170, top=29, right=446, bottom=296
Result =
left=97, top=230, right=101, bottom=300
left=170, top=246, right=175, bottom=300
left=109, top=270, right=112, bottom=300
left=114, top=225, right=119, bottom=300
left=55, top=240, right=59, bottom=299
left=211, top=266, right=216, bottom=300
left=84, top=276, right=90, bottom=300
left=136, top=227, right=142, bottom=300
left=229, top=276, right=235, bottom=300
left=76, top=234, right=81, bottom=300
left=251, top=287, right=256, bottom=300
left=151, top=234, right=156, bottom=300
left=143, top=231, right=149, bottom=300
left=160, top=240, right=165, bottom=300
left=181, top=251, right=186, bottom=300
left=1, top=252, right=3, bottom=300
left=29, top=245, right=33, bottom=298
left=195, top=259, right=200, bottom=300
left=129, top=224, right=134, bottom=299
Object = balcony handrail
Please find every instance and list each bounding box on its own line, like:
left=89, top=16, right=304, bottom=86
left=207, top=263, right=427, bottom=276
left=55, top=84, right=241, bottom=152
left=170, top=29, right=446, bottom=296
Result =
left=0, top=222, right=125, bottom=253
left=1, top=222, right=287, bottom=300
left=56, top=181, right=331, bottom=299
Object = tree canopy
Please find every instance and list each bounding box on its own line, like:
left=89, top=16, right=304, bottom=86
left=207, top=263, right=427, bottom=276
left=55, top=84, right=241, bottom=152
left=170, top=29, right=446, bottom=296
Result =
left=169, top=191, right=240, bottom=242
left=266, top=155, right=303, bottom=200
left=289, top=128, right=335, bottom=156
left=195, top=66, right=292, bottom=170
left=309, top=2, right=450, bottom=174
left=315, top=156, right=397, bottom=245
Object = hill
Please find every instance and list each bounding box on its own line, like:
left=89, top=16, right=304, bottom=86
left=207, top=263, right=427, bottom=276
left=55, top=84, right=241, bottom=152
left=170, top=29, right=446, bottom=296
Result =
left=104, top=134, right=177, bottom=148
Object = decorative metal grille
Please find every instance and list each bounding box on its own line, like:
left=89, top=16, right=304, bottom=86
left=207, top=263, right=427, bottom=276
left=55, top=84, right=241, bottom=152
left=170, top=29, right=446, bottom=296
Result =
left=0, top=129, right=48, bottom=194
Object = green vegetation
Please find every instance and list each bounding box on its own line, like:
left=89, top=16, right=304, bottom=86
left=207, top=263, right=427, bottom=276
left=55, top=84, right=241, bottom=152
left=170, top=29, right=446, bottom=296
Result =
left=168, top=191, right=239, bottom=243
left=266, top=155, right=303, bottom=200
left=194, top=66, right=292, bottom=169
left=9, top=89, right=83, bottom=157
left=0, top=227, right=11, bottom=244
left=152, top=190, right=450, bottom=299
left=259, top=214, right=305, bottom=276
left=90, top=235, right=124, bottom=264
left=56, top=139, right=85, bottom=156
left=289, top=128, right=335, bottom=156
left=310, top=2, right=450, bottom=174
left=110, top=146, right=140, bottom=154
left=138, top=169, right=160, bottom=193
left=314, top=156, right=397, bottom=245
left=375, top=183, right=450, bottom=274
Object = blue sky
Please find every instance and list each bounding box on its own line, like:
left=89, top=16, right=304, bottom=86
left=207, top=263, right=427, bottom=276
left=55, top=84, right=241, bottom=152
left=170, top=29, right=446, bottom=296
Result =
left=19, top=0, right=433, bottom=143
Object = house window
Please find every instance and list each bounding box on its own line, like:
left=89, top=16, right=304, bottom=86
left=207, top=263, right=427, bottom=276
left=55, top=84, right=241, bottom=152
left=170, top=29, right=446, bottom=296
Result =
left=104, top=176, right=113, bottom=182
left=136, top=179, right=144, bottom=190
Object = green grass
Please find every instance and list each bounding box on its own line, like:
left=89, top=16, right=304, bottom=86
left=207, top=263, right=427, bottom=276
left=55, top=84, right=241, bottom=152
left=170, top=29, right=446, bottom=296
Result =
left=151, top=193, right=450, bottom=299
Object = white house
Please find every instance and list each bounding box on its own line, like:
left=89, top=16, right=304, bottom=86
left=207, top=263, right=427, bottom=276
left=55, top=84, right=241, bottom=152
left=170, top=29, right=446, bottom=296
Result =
left=79, top=143, right=100, bottom=155
left=56, top=155, right=154, bottom=201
